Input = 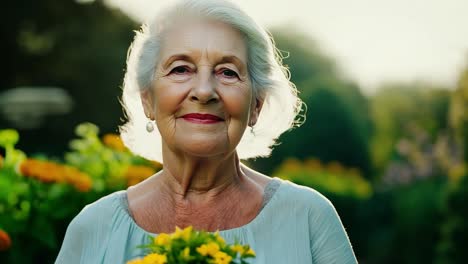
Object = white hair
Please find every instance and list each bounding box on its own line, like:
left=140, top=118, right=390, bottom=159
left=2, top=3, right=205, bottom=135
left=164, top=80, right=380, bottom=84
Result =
left=120, top=0, right=303, bottom=163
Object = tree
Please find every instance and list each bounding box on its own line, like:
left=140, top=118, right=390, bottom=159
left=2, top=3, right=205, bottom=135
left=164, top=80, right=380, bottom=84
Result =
left=1, top=0, right=136, bottom=155
left=437, top=61, right=468, bottom=263
left=251, top=29, right=372, bottom=177
left=369, top=82, right=451, bottom=174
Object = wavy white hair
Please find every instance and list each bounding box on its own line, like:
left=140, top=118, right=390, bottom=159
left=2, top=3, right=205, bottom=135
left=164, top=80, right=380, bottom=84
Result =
left=120, top=0, right=303, bottom=163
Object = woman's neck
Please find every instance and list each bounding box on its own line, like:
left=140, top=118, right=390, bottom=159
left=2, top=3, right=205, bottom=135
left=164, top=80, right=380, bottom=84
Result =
left=127, top=147, right=270, bottom=233
left=160, top=145, right=245, bottom=201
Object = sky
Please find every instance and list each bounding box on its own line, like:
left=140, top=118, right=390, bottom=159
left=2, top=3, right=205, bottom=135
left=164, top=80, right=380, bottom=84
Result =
left=105, top=0, right=468, bottom=94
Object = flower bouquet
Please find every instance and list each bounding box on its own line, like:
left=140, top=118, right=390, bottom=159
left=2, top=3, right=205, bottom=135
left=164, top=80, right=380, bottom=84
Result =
left=128, top=226, right=255, bottom=264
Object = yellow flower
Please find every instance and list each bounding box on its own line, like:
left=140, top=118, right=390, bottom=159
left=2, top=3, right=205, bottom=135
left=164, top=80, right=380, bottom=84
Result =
left=142, top=253, right=167, bottom=264
left=230, top=244, right=244, bottom=255
left=154, top=233, right=171, bottom=246
left=212, top=251, right=232, bottom=264
left=245, top=248, right=256, bottom=257
left=231, top=244, right=255, bottom=257
left=181, top=247, right=190, bottom=259
left=126, top=259, right=144, bottom=264
left=196, top=242, right=220, bottom=257
left=173, top=226, right=192, bottom=241
left=128, top=226, right=256, bottom=264
left=214, top=231, right=226, bottom=245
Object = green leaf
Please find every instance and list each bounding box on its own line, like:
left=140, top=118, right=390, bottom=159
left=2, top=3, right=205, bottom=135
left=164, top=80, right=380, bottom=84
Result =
left=31, top=215, right=59, bottom=249
left=0, top=129, right=19, bottom=147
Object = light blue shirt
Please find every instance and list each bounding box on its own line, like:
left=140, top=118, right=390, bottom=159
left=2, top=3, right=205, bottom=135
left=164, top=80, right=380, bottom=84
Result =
left=56, top=178, right=357, bottom=263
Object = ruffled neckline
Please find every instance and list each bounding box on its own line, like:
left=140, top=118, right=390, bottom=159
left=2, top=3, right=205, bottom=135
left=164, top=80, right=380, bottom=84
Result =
left=117, top=177, right=284, bottom=236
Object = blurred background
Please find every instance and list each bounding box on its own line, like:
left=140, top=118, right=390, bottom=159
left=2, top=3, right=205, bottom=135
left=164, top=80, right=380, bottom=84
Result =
left=1, top=0, right=468, bottom=263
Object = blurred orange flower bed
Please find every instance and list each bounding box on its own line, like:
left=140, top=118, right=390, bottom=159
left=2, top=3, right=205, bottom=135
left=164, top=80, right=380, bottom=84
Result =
left=0, top=229, right=12, bottom=252
left=0, top=123, right=162, bottom=262
left=19, top=159, right=93, bottom=192
left=274, top=158, right=372, bottom=199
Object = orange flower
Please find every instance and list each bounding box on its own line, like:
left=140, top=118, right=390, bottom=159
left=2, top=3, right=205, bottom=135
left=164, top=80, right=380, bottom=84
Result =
left=280, top=158, right=302, bottom=172
left=150, top=160, right=163, bottom=170
left=327, top=161, right=345, bottom=175
left=0, top=229, right=12, bottom=251
left=64, top=166, right=93, bottom=192
left=19, top=159, right=93, bottom=192
left=73, top=175, right=93, bottom=192
left=347, top=168, right=362, bottom=178
left=125, top=165, right=156, bottom=186
left=102, top=134, right=127, bottom=151
left=0, top=154, right=3, bottom=169
left=304, top=158, right=323, bottom=171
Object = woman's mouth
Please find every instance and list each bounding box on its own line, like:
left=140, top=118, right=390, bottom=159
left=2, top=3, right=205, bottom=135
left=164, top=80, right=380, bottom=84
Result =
left=181, top=113, right=224, bottom=124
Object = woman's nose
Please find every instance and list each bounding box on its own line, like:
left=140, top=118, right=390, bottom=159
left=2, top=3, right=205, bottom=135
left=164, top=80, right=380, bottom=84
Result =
left=189, top=68, right=219, bottom=104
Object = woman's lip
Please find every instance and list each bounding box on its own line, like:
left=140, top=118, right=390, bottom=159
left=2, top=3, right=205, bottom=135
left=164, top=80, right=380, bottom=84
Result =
left=181, top=113, right=224, bottom=124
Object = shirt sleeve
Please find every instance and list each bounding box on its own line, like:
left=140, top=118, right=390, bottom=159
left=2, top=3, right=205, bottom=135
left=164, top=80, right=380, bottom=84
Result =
left=308, top=193, right=358, bottom=264
left=55, top=201, right=111, bottom=264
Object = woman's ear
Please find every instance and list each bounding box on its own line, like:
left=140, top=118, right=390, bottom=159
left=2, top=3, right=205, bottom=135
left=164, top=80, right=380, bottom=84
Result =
left=140, top=89, right=154, bottom=120
left=249, top=98, right=264, bottom=126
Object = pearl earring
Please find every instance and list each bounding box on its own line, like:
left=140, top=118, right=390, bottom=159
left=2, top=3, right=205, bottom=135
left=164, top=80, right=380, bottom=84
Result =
left=146, top=120, right=154, bottom=132
left=249, top=122, right=255, bottom=135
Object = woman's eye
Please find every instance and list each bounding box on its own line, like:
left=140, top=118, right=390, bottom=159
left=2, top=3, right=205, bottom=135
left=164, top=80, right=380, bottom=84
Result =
left=170, top=66, right=190, bottom=75
left=220, top=69, right=239, bottom=79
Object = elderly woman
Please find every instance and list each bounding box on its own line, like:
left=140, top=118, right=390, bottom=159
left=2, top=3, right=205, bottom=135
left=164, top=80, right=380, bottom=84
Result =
left=56, top=0, right=357, bottom=263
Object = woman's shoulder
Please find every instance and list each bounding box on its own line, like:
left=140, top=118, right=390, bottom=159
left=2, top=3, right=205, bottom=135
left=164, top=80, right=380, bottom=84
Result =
left=276, top=178, right=332, bottom=205
left=273, top=178, right=337, bottom=217
left=274, top=178, right=357, bottom=263
left=64, top=190, right=128, bottom=239
left=56, top=191, right=129, bottom=262
left=74, top=190, right=126, bottom=223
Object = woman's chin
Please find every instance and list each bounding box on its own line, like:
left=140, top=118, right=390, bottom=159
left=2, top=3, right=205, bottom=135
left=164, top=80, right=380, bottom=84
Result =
left=176, top=140, right=231, bottom=158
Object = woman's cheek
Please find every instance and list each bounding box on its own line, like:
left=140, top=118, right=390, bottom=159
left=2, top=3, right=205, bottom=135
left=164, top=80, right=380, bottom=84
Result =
left=219, top=85, right=253, bottom=119
left=154, top=82, right=189, bottom=114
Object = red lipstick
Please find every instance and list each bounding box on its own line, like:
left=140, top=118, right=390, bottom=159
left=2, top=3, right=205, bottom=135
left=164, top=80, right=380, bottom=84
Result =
left=181, top=113, right=224, bottom=124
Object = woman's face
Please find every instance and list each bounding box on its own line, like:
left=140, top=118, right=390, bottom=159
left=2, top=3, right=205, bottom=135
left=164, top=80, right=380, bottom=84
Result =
left=142, top=18, right=261, bottom=158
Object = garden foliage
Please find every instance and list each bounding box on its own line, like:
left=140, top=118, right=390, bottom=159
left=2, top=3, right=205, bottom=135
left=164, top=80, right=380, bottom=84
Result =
left=0, top=123, right=161, bottom=263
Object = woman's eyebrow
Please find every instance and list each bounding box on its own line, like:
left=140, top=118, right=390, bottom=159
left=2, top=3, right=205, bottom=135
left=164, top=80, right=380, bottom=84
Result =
left=219, top=55, right=246, bottom=71
left=161, top=54, right=246, bottom=70
left=161, top=54, right=194, bottom=69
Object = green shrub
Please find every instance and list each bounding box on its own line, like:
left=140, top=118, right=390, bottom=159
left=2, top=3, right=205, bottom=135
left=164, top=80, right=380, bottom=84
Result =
left=0, top=123, right=161, bottom=263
